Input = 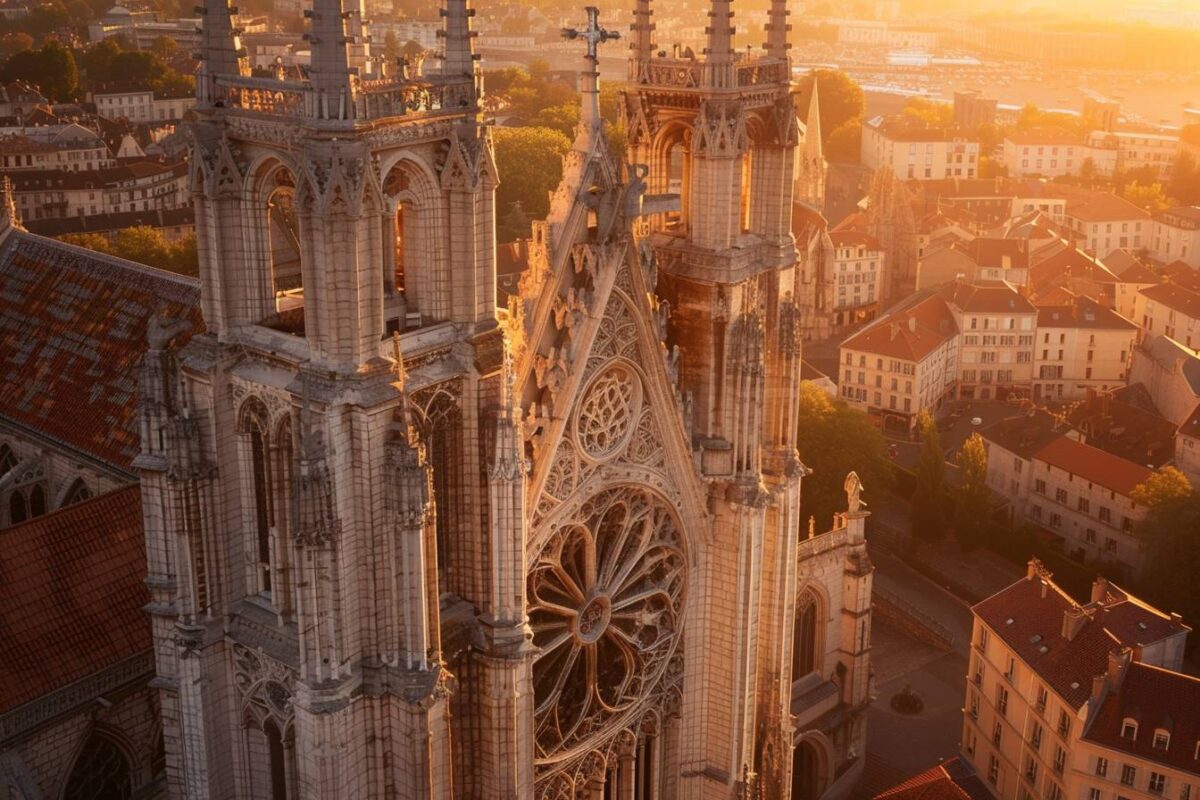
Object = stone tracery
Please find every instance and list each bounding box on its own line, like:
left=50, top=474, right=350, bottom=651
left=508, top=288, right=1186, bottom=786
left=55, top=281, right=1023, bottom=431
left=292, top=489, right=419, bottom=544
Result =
left=528, top=485, right=686, bottom=768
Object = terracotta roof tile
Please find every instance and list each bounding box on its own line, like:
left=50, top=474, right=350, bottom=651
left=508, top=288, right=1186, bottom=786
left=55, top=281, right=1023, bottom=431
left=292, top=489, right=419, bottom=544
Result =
left=1064, top=189, right=1150, bottom=223
left=1083, top=662, right=1200, bottom=776
left=0, top=485, right=149, bottom=714
left=1141, top=282, right=1200, bottom=320
left=974, top=574, right=1186, bottom=709
left=0, top=232, right=203, bottom=468
left=938, top=280, right=1036, bottom=314
left=841, top=293, right=959, bottom=362
left=830, top=230, right=882, bottom=250
left=1035, top=297, right=1136, bottom=330
left=874, top=758, right=992, bottom=800
left=1034, top=435, right=1153, bottom=496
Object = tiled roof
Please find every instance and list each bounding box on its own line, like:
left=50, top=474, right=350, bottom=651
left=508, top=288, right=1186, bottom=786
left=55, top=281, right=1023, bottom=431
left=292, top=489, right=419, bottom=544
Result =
left=1084, top=662, right=1200, bottom=776
left=841, top=292, right=958, bottom=362
left=980, top=411, right=1062, bottom=460
left=1033, top=435, right=1153, bottom=496
left=1067, top=393, right=1177, bottom=468
left=1063, top=189, right=1150, bottom=222
left=1138, top=335, right=1200, bottom=396
left=791, top=202, right=829, bottom=236
left=938, top=279, right=1036, bottom=314
left=1035, top=296, right=1136, bottom=330
left=26, top=206, right=194, bottom=239
left=1180, top=403, right=1200, bottom=441
left=0, top=485, right=150, bottom=714
left=873, top=758, right=992, bottom=800
left=974, top=572, right=1186, bottom=709
left=963, top=238, right=1030, bottom=269
left=1103, top=250, right=1160, bottom=284
left=1141, top=282, right=1200, bottom=320
left=0, top=231, right=203, bottom=468
left=830, top=230, right=882, bottom=250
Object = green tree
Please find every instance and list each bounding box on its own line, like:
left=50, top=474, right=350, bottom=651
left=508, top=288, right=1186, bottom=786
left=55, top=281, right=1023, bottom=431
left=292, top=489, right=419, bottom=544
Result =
left=911, top=409, right=947, bottom=542
left=531, top=103, right=579, bottom=138
left=1132, top=468, right=1200, bottom=627
left=1168, top=151, right=1200, bottom=206
left=382, top=30, right=401, bottom=63
left=492, top=126, right=571, bottom=243
left=794, top=382, right=894, bottom=533
left=825, top=117, right=862, bottom=163
left=952, top=433, right=991, bottom=549
left=60, top=227, right=198, bottom=276
left=1, top=39, right=77, bottom=100
left=902, top=97, right=954, bottom=127
left=1122, top=181, right=1170, bottom=212
left=797, top=69, right=864, bottom=147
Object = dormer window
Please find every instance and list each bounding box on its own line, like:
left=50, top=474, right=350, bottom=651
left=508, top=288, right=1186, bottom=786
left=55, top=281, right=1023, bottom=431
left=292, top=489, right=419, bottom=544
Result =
left=1122, top=719, right=1138, bottom=740
left=1153, top=730, right=1170, bottom=750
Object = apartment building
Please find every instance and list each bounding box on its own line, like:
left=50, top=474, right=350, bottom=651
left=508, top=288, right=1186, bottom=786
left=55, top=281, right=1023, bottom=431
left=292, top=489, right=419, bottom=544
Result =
left=9, top=161, right=188, bottom=221
left=1062, top=190, right=1150, bottom=256
left=962, top=565, right=1192, bottom=800
left=0, top=127, right=113, bottom=173
left=1087, top=130, right=1180, bottom=178
left=1135, top=281, right=1200, bottom=353
left=1002, top=131, right=1117, bottom=179
left=982, top=421, right=1152, bottom=575
left=91, top=88, right=192, bottom=123
left=839, top=292, right=959, bottom=430
left=940, top=280, right=1037, bottom=401
left=830, top=229, right=885, bottom=327
left=1149, top=206, right=1200, bottom=269
left=1033, top=297, right=1136, bottom=400
left=862, top=116, right=981, bottom=181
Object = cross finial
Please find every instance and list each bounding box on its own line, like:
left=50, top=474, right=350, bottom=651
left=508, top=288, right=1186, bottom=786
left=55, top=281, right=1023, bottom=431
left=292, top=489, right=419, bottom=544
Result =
left=561, top=6, right=619, bottom=62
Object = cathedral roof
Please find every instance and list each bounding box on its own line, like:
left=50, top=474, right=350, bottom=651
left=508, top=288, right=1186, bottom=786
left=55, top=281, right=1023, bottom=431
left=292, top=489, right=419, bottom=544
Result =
left=0, top=485, right=150, bottom=714
left=0, top=232, right=202, bottom=469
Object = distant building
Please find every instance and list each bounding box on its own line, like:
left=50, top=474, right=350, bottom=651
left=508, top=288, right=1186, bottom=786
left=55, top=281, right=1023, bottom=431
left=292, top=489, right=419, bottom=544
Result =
left=8, top=161, right=189, bottom=222
left=1087, top=130, right=1180, bottom=179
left=1135, top=281, right=1200, bottom=353
left=962, top=564, right=1195, bottom=800
left=1082, top=97, right=1121, bottom=132
left=0, top=124, right=113, bottom=172
left=1032, top=296, right=1136, bottom=401
left=1060, top=189, right=1150, bottom=255
left=1128, top=334, right=1200, bottom=427
left=839, top=291, right=959, bottom=430
left=941, top=280, right=1037, bottom=401
left=1149, top=206, right=1200, bottom=269
left=91, top=87, right=193, bottom=123
left=861, top=116, right=980, bottom=181
left=954, top=90, right=997, bottom=131
left=1002, top=130, right=1117, bottom=179
left=829, top=228, right=885, bottom=328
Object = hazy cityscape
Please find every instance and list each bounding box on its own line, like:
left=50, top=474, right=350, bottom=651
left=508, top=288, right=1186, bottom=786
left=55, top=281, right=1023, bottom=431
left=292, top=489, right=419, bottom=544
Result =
left=0, top=0, right=1198, bottom=798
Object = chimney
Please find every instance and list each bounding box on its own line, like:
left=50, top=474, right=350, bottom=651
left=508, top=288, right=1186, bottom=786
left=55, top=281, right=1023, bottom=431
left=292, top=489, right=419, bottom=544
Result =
left=908, top=316, right=917, bottom=333
left=1062, top=605, right=1088, bottom=641
left=1090, top=576, right=1110, bottom=605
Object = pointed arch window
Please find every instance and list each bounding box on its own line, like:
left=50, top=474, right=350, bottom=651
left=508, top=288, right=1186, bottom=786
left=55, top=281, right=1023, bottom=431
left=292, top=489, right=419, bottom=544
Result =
left=239, top=399, right=275, bottom=596
left=8, top=488, right=27, bottom=524
left=28, top=484, right=46, bottom=517
left=0, top=443, right=15, bottom=478
left=63, top=478, right=92, bottom=507
left=793, top=590, right=822, bottom=679
left=63, top=732, right=133, bottom=800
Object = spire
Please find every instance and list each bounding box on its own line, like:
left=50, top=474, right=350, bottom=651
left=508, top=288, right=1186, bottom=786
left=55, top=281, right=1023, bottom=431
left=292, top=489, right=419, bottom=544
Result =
left=561, top=6, right=619, bottom=146
left=704, top=0, right=734, bottom=66
left=765, top=0, right=790, bottom=57
left=439, top=0, right=478, bottom=79
left=805, top=78, right=823, bottom=160
left=391, top=332, right=418, bottom=448
left=487, top=340, right=527, bottom=627
left=195, top=0, right=246, bottom=106
left=308, top=0, right=355, bottom=120
left=630, top=0, right=654, bottom=66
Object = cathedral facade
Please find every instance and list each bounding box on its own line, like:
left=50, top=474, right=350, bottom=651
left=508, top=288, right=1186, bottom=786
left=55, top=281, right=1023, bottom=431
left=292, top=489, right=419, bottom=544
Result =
left=138, top=1, right=872, bottom=798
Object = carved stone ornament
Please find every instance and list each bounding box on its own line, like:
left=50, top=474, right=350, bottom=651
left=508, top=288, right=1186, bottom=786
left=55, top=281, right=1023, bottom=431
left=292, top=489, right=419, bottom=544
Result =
left=528, top=486, right=686, bottom=767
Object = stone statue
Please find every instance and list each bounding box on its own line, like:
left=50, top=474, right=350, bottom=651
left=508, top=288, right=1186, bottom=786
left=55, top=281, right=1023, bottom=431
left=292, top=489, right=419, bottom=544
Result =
left=844, top=471, right=865, bottom=513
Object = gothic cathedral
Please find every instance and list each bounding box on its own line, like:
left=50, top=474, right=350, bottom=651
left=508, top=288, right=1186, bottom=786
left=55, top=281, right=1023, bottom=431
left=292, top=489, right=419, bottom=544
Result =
left=137, top=0, right=873, bottom=797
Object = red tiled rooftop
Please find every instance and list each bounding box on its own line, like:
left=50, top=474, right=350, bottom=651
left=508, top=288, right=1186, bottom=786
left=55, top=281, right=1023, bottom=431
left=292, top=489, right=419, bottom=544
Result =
left=1084, top=661, right=1200, bottom=776
left=1141, top=282, right=1200, bottom=320
left=873, top=758, right=992, bottom=800
left=830, top=230, right=882, bottom=250
left=938, top=280, right=1036, bottom=314
left=0, top=232, right=203, bottom=468
left=974, top=571, right=1186, bottom=709
left=1033, top=435, right=1152, bottom=496
left=1064, top=189, right=1150, bottom=222
left=842, top=293, right=959, bottom=362
left=0, top=485, right=150, bottom=714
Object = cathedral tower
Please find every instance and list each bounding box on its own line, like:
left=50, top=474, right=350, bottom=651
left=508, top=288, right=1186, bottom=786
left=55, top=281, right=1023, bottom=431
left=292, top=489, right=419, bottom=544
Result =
left=139, top=0, right=870, bottom=797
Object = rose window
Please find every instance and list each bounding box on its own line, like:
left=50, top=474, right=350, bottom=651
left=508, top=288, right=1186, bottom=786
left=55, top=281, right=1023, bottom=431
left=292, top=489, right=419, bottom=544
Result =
left=575, top=362, right=641, bottom=461
left=529, top=487, right=686, bottom=763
